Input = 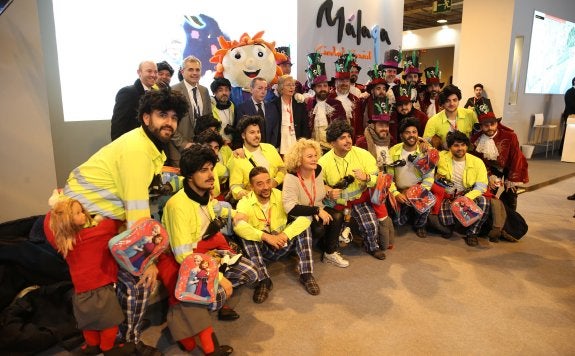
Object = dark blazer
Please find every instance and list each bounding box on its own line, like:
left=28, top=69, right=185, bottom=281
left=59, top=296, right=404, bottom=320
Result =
left=110, top=79, right=145, bottom=141
left=234, top=99, right=280, bottom=149
left=168, top=81, right=211, bottom=166
left=272, top=96, right=310, bottom=148
left=464, top=96, right=492, bottom=112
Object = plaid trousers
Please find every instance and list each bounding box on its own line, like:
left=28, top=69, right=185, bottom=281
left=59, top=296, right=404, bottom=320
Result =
left=116, top=269, right=150, bottom=343
left=439, top=195, right=490, bottom=236
left=393, top=203, right=430, bottom=229
left=209, top=256, right=259, bottom=311
left=351, top=201, right=380, bottom=251
left=241, top=229, right=313, bottom=281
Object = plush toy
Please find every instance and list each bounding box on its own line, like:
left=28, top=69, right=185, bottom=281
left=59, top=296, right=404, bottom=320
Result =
left=209, top=31, right=287, bottom=106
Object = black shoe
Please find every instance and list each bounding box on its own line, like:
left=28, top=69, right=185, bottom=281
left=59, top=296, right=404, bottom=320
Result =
left=253, top=278, right=273, bottom=304
left=103, top=342, right=137, bottom=356
left=465, top=234, right=479, bottom=247
left=427, top=215, right=452, bottom=238
left=134, top=341, right=163, bottom=356
left=207, top=333, right=234, bottom=356
left=567, top=194, right=575, bottom=200
left=415, top=227, right=427, bottom=238
left=218, top=306, right=240, bottom=321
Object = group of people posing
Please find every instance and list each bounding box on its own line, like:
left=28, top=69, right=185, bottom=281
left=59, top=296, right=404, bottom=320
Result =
left=43, top=49, right=529, bottom=355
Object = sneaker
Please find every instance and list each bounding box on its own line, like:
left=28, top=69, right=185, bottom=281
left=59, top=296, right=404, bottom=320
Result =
left=465, top=234, right=479, bottom=247
left=253, top=278, right=273, bottom=303
left=323, top=252, right=349, bottom=268
left=369, top=250, right=386, bottom=260
left=299, top=273, right=320, bottom=295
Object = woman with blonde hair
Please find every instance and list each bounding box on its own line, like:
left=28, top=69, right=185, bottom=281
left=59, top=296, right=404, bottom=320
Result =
left=282, top=138, right=349, bottom=267
left=272, top=75, right=310, bottom=154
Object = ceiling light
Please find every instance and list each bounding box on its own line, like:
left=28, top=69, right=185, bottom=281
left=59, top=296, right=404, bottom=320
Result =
left=437, top=19, right=447, bottom=24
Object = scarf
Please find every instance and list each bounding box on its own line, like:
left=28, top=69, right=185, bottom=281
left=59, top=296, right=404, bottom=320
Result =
left=183, top=179, right=211, bottom=205
left=364, top=124, right=391, bottom=159
left=216, top=100, right=232, bottom=110
left=475, top=132, right=499, bottom=161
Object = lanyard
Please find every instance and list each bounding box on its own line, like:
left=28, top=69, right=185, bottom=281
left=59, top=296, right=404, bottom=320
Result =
left=257, top=204, right=272, bottom=232
left=448, top=118, right=458, bottom=132
left=333, top=155, right=349, bottom=181
left=297, top=171, right=316, bottom=206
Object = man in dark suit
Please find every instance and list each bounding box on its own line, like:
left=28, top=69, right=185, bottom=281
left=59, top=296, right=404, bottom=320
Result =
left=110, top=61, right=158, bottom=141
left=168, top=55, right=212, bottom=166
left=234, top=77, right=280, bottom=149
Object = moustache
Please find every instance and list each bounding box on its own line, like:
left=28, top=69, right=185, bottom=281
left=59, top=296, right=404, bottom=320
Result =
left=160, top=126, right=174, bottom=133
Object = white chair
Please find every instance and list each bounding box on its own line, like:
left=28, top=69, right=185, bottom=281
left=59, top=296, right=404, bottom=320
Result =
left=532, top=113, right=558, bottom=158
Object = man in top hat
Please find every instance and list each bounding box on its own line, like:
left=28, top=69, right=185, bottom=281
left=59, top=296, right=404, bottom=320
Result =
left=390, top=84, right=428, bottom=144
left=356, top=97, right=393, bottom=164
left=420, top=65, right=444, bottom=117
left=381, top=49, right=403, bottom=105
left=304, top=53, right=347, bottom=149
left=329, top=53, right=364, bottom=141
left=470, top=104, right=528, bottom=211
left=361, top=64, right=390, bottom=136
left=349, top=61, right=367, bottom=97
left=275, top=46, right=304, bottom=94
left=402, top=51, right=424, bottom=111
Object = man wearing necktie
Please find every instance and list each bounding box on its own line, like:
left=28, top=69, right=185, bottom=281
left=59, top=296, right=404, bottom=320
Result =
left=234, top=77, right=280, bottom=149
left=169, top=55, right=211, bottom=166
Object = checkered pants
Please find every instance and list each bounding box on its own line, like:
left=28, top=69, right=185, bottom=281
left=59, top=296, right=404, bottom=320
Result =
left=209, top=256, right=259, bottom=311
left=393, top=203, right=430, bottom=229
left=351, top=202, right=380, bottom=251
left=116, top=269, right=150, bottom=343
left=241, top=229, right=313, bottom=281
left=439, top=195, right=490, bottom=236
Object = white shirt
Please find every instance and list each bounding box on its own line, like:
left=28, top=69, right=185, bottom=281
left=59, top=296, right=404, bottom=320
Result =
left=452, top=159, right=466, bottom=193
left=394, top=149, right=420, bottom=190
left=251, top=147, right=270, bottom=170
left=183, top=80, right=203, bottom=114
left=314, top=100, right=328, bottom=127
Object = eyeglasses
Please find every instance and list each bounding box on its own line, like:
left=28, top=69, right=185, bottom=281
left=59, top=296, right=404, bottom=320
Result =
left=283, top=83, right=296, bottom=87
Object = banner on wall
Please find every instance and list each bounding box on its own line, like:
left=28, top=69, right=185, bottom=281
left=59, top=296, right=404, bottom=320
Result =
left=297, top=0, right=403, bottom=86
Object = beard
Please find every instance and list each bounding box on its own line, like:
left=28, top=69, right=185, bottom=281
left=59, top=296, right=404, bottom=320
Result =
left=315, top=90, right=329, bottom=101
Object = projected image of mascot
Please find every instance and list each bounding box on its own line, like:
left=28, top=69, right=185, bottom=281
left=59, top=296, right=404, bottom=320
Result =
left=209, top=31, right=286, bottom=106
left=182, top=14, right=229, bottom=77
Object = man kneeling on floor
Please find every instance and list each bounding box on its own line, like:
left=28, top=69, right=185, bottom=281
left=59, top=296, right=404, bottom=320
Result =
left=435, top=131, right=491, bottom=248
left=233, top=167, right=318, bottom=303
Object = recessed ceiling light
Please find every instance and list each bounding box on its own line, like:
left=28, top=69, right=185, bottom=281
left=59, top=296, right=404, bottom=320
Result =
left=437, top=19, right=447, bottom=24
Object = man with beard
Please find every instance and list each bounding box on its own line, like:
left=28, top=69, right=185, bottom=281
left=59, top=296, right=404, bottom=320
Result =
left=329, top=53, right=364, bottom=141
left=419, top=66, right=444, bottom=118
left=435, top=130, right=491, bottom=248
left=390, top=84, right=428, bottom=143
left=63, top=90, right=188, bottom=353
left=381, top=49, right=403, bottom=105
left=156, top=61, right=174, bottom=89
left=387, top=118, right=435, bottom=238
left=161, top=144, right=259, bottom=321
left=356, top=97, right=393, bottom=163
left=349, top=61, right=366, bottom=97
left=319, top=120, right=386, bottom=260
left=229, top=116, right=285, bottom=201
left=470, top=105, right=528, bottom=211
left=234, top=166, right=317, bottom=303
left=304, top=53, right=346, bottom=149
left=210, top=77, right=235, bottom=146
left=111, top=60, right=158, bottom=141
left=360, top=64, right=388, bottom=136
left=401, top=52, right=424, bottom=111
left=424, top=84, right=478, bottom=150
left=464, top=83, right=493, bottom=112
